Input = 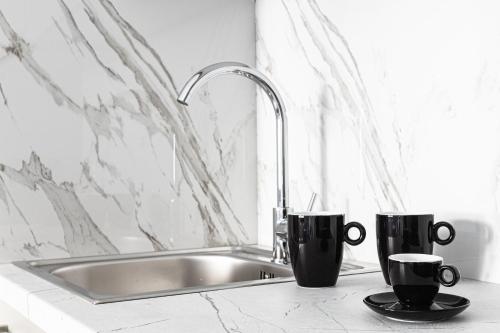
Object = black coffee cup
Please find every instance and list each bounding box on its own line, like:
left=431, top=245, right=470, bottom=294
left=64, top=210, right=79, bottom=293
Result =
left=376, top=213, right=455, bottom=285
left=389, top=253, right=460, bottom=308
left=288, top=212, right=366, bottom=287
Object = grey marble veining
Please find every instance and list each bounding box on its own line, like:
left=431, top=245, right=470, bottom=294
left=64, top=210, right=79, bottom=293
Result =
left=0, top=0, right=256, bottom=261
left=0, top=153, right=118, bottom=256
left=280, top=0, right=406, bottom=212
left=256, top=0, right=500, bottom=283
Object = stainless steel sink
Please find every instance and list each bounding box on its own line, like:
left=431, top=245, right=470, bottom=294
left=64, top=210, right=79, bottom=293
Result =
left=14, top=246, right=379, bottom=304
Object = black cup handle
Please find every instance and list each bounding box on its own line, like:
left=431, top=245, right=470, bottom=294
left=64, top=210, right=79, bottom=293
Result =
left=438, top=265, right=460, bottom=287
left=344, top=222, right=366, bottom=246
left=433, top=221, right=455, bottom=245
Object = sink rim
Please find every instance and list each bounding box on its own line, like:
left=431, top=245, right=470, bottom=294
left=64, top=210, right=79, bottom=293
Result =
left=14, top=246, right=295, bottom=304
left=14, top=246, right=379, bottom=304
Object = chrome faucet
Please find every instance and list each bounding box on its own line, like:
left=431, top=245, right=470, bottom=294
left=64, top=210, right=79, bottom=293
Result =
left=177, top=62, right=290, bottom=264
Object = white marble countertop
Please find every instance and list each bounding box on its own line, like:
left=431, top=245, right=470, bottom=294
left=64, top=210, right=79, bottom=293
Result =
left=0, top=263, right=499, bottom=333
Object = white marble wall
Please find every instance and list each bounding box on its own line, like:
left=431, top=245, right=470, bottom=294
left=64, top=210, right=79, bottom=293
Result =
left=256, top=0, right=500, bottom=283
left=0, top=0, right=257, bottom=261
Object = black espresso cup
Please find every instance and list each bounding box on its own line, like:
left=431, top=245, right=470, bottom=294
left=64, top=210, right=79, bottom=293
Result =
left=389, top=253, right=460, bottom=308
left=288, top=212, right=366, bottom=287
left=376, top=213, right=455, bottom=285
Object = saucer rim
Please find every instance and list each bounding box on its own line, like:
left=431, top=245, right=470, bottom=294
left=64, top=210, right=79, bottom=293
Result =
left=363, top=291, right=471, bottom=313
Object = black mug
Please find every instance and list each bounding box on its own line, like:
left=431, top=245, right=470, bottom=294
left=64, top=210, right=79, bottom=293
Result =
left=389, top=253, right=460, bottom=308
left=288, top=212, right=366, bottom=287
left=376, top=213, right=455, bottom=285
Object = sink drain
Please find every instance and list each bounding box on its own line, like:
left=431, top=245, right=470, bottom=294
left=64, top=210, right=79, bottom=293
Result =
left=259, top=270, right=275, bottom=279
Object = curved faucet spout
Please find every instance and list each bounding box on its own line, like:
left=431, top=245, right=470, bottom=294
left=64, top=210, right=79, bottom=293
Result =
left=177, top=62, right=289, bottom=211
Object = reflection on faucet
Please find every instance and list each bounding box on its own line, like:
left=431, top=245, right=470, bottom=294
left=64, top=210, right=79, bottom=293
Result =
left=177, top=62, right=290, bottom=264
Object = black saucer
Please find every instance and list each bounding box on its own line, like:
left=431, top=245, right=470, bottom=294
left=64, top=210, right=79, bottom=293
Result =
left=363, top=292, right=470, bottom=322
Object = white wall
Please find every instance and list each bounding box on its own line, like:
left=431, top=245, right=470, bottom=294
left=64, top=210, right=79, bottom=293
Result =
left=256, top=0, right=500, bottom=283
left=0, top=0, right=256, bottom=261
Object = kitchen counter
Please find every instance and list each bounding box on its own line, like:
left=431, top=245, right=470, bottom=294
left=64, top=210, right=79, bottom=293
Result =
left=0, top=264, right=499, bottom=333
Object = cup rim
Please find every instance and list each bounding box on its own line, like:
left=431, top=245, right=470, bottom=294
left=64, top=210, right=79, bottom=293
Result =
left=289, top=211, right=344, bottom=217
left=377, top=211, right=434, bottom=217
left=389, top=253, right=443, bottom=263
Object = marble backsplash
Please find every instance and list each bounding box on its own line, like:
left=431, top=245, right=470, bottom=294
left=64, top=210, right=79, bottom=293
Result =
left=0, top=0, right=257, bottom=261
left=256, top=0, right=500, bottom=283
left=3, top=0, right=500, bottom=285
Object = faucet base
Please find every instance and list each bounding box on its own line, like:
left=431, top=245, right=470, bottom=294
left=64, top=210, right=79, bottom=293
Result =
left=272, top=207, right=291, bottom=264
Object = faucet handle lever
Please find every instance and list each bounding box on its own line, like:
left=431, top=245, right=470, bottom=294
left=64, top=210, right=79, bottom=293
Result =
left=307, top=192, right=318, bottom=211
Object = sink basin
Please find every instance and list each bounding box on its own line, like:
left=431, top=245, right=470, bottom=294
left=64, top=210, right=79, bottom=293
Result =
left=14, top=246, right=379, bottom=304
